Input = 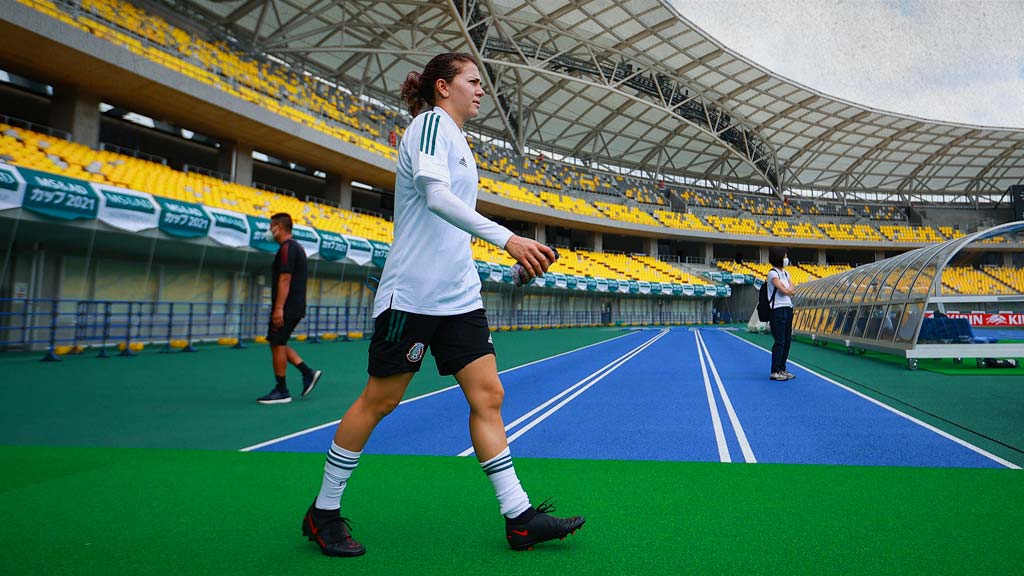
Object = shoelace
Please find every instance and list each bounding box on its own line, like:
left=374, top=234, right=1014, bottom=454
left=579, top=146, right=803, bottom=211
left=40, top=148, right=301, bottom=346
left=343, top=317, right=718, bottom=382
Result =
left=321, top=515, right=358, bottom=544
left=535, top=497, right=558, bottom=515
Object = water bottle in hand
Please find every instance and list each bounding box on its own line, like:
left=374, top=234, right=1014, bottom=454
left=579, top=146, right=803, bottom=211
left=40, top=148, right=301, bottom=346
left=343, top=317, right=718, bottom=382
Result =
left=511, top=246, right=560, bottom=287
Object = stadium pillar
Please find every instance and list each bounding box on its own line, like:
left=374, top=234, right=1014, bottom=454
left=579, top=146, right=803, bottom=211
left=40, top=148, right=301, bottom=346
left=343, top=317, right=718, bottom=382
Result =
left=818, top=249, right=827, bottom=265
left=218, top=141, right=253, bottom=186
left=587, top=231, right=602, bottom=252
left=1004, top=252, right=1013, bottom=267
left=705, top=243, right=714, bottom=265
left=325, top=174, right=353, bottom=210
left=529, top=223, right=546, bottom=244
left=874, top=250, right=886, bottom=261
left=644, top=237, right=658, bottom=258
left=50, top=86, right=99, bottom=149
left=759, top=246, right=769, bottom=263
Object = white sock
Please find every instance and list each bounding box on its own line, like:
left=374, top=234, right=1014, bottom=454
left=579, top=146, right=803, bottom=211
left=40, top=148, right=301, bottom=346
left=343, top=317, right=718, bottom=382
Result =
left=314, top=442, right=361, bottom=510
left=481, top=447, right=531, bottom=518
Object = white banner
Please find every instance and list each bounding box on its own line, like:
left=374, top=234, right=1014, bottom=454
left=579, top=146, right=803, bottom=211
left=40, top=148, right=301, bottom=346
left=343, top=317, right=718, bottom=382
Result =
left=204, top=207, right=250, bottom=248
left=94, top=184, right=160, bottom=232
left=489, top=263, right=504, bottom=283
left=342, top=235, right=374, bottom=266
left=292, top=224, right=321, bottom=258
left=0, top=163, right=27, bottom=211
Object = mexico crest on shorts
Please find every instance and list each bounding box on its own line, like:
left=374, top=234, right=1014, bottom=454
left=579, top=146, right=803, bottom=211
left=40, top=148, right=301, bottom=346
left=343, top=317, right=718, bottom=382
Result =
left=406, top=342, right=425, bottom=363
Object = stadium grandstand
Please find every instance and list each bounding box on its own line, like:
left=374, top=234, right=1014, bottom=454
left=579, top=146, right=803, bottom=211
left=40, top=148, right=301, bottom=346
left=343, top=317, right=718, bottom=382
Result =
left=1, top=2, right=1023, bottom=571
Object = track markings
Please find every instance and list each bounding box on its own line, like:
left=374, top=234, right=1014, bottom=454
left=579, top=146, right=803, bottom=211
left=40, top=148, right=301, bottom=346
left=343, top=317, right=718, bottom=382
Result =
left=240, top=330, right=642, bottom=452
left=695, top=330, right=731, bottom=462
left=458, top=329, right=670, bottom=457
left=695, top=329, right=756, bottom=463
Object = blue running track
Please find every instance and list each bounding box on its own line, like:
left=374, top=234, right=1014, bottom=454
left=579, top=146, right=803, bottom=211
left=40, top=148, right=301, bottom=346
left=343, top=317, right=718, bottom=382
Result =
left=253, top=328, right=1013, bottom=469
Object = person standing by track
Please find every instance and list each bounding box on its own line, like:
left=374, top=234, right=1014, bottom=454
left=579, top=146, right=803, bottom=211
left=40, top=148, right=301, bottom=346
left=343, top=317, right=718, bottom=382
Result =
left=257, top=212, right=322, bottom=404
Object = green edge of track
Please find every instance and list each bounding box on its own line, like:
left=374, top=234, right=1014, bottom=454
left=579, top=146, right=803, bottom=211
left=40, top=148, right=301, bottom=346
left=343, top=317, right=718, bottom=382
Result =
left=1, top=446, right=1021, bottom=576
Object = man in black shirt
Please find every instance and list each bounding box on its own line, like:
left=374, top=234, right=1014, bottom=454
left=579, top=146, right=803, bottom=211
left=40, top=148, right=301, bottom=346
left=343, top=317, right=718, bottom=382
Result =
left=257, top=213, right=322, bottom=404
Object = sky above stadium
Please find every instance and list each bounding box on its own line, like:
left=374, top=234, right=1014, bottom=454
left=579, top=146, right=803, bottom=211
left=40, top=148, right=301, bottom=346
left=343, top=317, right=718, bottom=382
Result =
left=674, top=0, right=1024, bottom=128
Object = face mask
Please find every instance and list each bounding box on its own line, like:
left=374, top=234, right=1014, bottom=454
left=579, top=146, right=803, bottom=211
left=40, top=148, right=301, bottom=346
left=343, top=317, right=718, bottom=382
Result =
left=264, top=227, right=276, bottom=243
left=783, top=257, right=790, bottom=267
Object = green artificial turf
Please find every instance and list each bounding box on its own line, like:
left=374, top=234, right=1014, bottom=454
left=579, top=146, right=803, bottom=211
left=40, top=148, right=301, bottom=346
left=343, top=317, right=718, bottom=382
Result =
left=1, top=446, right=1021, bottom=576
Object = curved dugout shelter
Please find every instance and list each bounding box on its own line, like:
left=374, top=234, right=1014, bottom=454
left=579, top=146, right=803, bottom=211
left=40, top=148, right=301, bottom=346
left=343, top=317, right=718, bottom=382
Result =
left=792, top=221, right=1024, bottom=369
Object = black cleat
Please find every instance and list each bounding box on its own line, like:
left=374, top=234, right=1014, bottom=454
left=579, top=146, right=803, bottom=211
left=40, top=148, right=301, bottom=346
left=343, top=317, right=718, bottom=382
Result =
left=505, top=499, right=585, bottom=551
left=302, top=369, right=322, bottom=397
left=257, top=387, right=291, bottom=404
left=302, top=503, right=366, bottom=557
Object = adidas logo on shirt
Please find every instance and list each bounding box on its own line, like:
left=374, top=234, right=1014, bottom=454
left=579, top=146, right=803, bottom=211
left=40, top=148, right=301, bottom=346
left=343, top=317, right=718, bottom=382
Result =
left=458, top=156, right=468, bottom=167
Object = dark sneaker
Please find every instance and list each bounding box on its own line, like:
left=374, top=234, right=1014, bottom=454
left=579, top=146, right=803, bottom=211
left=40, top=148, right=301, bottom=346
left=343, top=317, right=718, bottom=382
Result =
left=505, top=499, right=585, bottom=551
left=257, top=387, right=291, bottom=404
left=302, top=503, right=365, bottom=557
left=302, top=369, right=322, bottom=397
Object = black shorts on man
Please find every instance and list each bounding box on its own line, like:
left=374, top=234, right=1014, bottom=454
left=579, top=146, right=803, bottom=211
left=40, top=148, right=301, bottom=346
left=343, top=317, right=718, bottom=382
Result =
left=368, top=308, right=494, bottom=377
left=267, top=316, right=303, bottom=346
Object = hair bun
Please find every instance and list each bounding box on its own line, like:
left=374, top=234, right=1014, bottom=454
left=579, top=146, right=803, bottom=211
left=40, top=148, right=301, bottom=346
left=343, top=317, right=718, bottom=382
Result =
left=401, top=71, right=425, bottom=115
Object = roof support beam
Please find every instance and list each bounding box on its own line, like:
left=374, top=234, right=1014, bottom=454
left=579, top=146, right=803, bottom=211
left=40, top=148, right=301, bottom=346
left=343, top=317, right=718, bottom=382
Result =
left=447, top=0, right=522, bottom=153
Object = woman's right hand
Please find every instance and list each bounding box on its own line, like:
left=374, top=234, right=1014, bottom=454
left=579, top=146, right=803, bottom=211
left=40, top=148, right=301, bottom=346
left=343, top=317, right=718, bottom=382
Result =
left=504, top=236, right=556, bottom=280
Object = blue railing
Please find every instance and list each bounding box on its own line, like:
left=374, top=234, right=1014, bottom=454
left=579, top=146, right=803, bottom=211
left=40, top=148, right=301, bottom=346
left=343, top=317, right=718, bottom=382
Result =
left=0, top=298, right=710, bottom=360
left=0, top=299, right=376, bottom=360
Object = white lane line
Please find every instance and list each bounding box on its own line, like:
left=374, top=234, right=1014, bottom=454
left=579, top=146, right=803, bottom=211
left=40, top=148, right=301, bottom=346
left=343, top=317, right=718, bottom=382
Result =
left=721, top=330, right=1020, bottom=470
left=240, top=330, right=644, bottom=452
left=458, top=329, right=671, bottom=457
left=240, top=420, right=340, bottom=452
left=697, top=330, right=757, bottom=463
left=496, top=329, right=641, bottom=376
left=501, top=331, right=662, bottom=435
left=695, top=330, right=731, bottom=462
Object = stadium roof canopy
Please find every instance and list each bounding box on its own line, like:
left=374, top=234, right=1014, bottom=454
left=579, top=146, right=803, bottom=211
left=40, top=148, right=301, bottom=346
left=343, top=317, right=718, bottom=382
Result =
left=169, top=0, right=1024, bottom=205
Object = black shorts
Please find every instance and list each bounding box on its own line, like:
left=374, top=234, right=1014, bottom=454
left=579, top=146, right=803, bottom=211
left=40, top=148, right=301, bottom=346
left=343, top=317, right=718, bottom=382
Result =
left=368, top=308, right=495, bottom=377
left=267, top=316, right=303, bottom=346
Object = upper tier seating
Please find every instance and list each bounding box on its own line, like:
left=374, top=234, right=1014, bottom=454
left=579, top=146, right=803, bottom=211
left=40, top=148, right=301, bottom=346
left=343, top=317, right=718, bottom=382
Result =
left=878, top=225, right=947, bottom=243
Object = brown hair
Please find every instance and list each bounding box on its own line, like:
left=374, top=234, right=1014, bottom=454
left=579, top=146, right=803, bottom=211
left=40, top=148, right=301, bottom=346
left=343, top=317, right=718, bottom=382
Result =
left=400, top=52, right=478, bottom=116
left=270, top=212, right=293, bottom=232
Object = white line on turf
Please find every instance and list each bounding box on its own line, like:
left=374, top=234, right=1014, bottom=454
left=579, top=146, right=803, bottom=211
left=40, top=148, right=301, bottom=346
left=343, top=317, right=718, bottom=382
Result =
left=458, top=329, right=670, bottom=457
left=697, top=330, right=757, bottom=463
left=721, top=330, right=1020, bottom=469
left=239, top=330, right=643, bottom=452
left=695, top=330, right=731, bottom=462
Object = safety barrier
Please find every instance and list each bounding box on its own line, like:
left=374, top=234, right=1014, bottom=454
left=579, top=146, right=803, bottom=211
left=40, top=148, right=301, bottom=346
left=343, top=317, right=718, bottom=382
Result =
left=0, top=298, right=376, bottom=360
left=0, top=298, right=711, bottom=361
